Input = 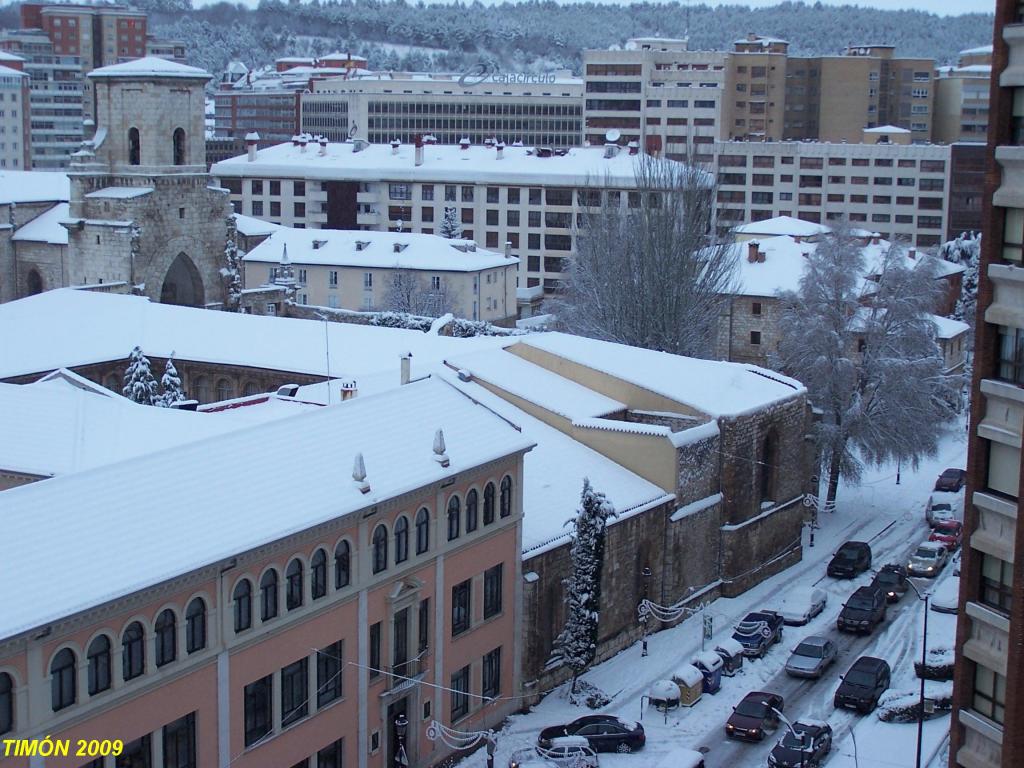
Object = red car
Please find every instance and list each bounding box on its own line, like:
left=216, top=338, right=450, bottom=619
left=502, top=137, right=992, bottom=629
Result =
left=929, top=520, right=963, bottom=550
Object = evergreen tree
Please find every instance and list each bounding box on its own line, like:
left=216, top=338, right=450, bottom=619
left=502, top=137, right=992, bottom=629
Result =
left=940, top=232, right=981, bottom=327
left=221, top=214, right=243, bottom=311
left=122, top=346, right=159, bottom=406
left=158, top=354, right=186, bottom=407
left=440, top=206, right=462, bottom=239
left=554, top=479, right=615, bottom=693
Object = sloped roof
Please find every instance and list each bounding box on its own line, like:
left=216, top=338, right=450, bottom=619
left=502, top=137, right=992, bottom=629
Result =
left=89, top=56, right=210, bottom=80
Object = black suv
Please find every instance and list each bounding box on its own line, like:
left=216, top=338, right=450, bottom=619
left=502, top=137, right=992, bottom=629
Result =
left=871, top=564, right=909, bottom=603
left=837, top=586, right=887, bottom=633
left=834, top=656, right=891, bottom=713
left=827, top=541, right=872, bottom=578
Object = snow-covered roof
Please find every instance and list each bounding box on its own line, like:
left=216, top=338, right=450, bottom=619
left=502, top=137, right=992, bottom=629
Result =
left=0, top=377, right=535, bottom=641
left=245, top=228, right=516, bottom=272
left=213, top=141, right=661, bottom=187
left=864, top=125, right=911, bottom=134
left=84, top=186, right=154, bottom=200
left=734, top=35, right=789, bottom=45
left=960, top=44, right=993, bottom=56
left=0, top=50, right=24, bottom=63
left=11, top=202, right=68, bottom=245
left=955, top=64, right=992, bottom=74
left=320, top=51, right=368, bottom=61
left=734, top=215, right=830, bottom=238
left=932, top=315, right=970, bottom=339
left=89, top=57, right=210, bottom=80
left=234, top=211, right=280, bottom=237
left=0, top=171, right=69, bottom=205
left=517, top=333, right=805, bottom=419
left=0, top=63, right=27, bottom=78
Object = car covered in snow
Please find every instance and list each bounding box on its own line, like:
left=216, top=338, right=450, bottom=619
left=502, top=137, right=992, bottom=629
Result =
left=934, top=467, right=967, bottom=492
left=929, top=520, right=964, bottom=550
left=907, top=541, right=949, bottom=577
left=529, top=737, right=599, bottom=768
left=537, top=715, right=645, bottom=754
left=777, top=587, right=828, bottom=625
left=827, top=541, right=872, bottom=578
left=508, top=752, right=559, bottom=768
left=784, top=635, right=838, bottom=679
left=930, top=577, right=961, bottom=614
left=725, top=691, right=784, bottom=741
left=731, top=611, right=784, bottom=658
left=925, top=492, right=961, bottom=527
left=837, top=585, right=887, bottom=633
left=870, top=564, right=909, bottom=602
left=767, top=720, right=833, bottom=768
left=834, top=656, right=891, bottom=713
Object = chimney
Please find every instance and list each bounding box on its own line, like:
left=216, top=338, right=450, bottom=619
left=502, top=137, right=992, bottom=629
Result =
left=747, top=240, right=760, bottom=263
left=757, top=250, right=766, bottom=263
left=504, top=241, right=512, bottom=259
left=793, top=235, right=802, bottom=244
left=318, top=137, right=328, bottom=156
left=908, top=247, right=917, bottom=260
left=496, top=141, right=505, bottom=160
left=604, top=143, right=619, bottom=159
left=340, top=378, right=357, bottom=401
left=627, top=140, right=639, bottom=156
left=400, top=352, right=412, bottom=385
left=433, top=429, right=450, bottom=468
left=245, top=132, right=260, bottom=162
left=871, top=232, right=880, bottom=245
left=299, top=136, right=308, bottom=153
left=391, top=138, right=400, bottom=155
left=414, top=133, right=424, bottom=167
left=291, top=134, right=301, bottom=147
left=459, top=137, right=470, bottom=151
left=352, top=452, right=370, bottom=494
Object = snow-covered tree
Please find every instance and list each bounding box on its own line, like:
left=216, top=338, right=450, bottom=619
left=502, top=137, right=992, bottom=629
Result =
left=122, top=346, right=159, bottom=406
left=775, top=226, right=959, bottom=508
left=440, top=206, right=462, bottom=239
left=554, top=479, right=616, bottom=693
left=548, top=154, right=737, bottom=359
left=940, top=232, right=981, bottom=327
left=157, top=354, right=186, bottom=407
left=382, top=270, right=458, bottom=317
left=221, top=214, right=243, bottom=311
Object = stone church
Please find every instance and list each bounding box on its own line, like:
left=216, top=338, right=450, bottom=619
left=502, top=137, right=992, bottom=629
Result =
left=8, top=57, right=229, bottom=306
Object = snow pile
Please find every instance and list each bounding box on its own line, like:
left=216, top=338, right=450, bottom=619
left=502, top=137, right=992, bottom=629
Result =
left=914, top=646, right=956, bottom=681
left=876, top=681, right=954, bottom=722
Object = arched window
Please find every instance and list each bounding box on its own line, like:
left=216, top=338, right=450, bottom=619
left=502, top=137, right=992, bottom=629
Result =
left=233, top=579, right=252, bottom=633
left=155, top=609, right=176, bottom=667
left=500, top=475, right=513, bottom=518
left=87, top=635, right=111, bottom=695
left=466, top=489, right=479, bottom=533
left=415, top=508, right=430, bottom=555
left=128, top=127, right=140, bottom=165
left=483, top=482, right=496, bottom=525
left=185, top=598, right=206, bottom=654
left=173, top=127, right=186, bottom=165
left=260, top=569, right=278, bottom=621
left=447, top=496, right=461, bottom=541
left=760, top=431, right=778, bottom=504
left=311, top=549, right=327, bottom=600
left=243, top=381, right=260, bottom=397
left=286, top=559, right=304, bottom=610
left=372, top=525, right=388, bottom=574
left=215, top=378, right=233, bottom=401
left=193, top=375, right=210, bottom=404
left=394, top=516, right=409, bottom=564
left=334, top=540, right=351, bottom=589
left=26, top=269, right=43, bottom=296
left=51, top=648, right=76, bottom=711
left=0, top=672, right=12, bottom=735
left=122, top=622, right=145, bottom=681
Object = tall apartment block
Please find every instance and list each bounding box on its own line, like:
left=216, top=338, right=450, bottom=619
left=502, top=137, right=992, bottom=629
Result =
left=0, top=52, right=30, bottom=169
left=950, top=2, right=1024, bottom=766
left=0, top=30, right=83, bottom=170
left=935, top=45, right=993, bottom=144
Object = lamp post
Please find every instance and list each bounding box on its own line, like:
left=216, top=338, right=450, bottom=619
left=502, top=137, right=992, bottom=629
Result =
left=640, top=566, right=652, bottom=657
left=905, top=578, right=931, bottom=768
left=394, top=713, right=409, bottom=767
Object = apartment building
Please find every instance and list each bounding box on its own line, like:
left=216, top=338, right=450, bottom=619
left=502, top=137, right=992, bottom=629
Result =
left=0, top=30, right=83, bottom=170
left=145, top=37, right=187, bottom=65
left=0, top=53, right=30, bottom=169
left=213, top=137, right=659, bottom=292
left=950, top=2, right=1024, bottom=766
left=935, top=45, right=992, bottom=144
left=301, top=70, right=583, bottom=148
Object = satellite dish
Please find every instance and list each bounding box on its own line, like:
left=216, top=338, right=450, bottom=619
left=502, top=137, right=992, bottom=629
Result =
left=396, top=218, right=404, bottom=233
left=347, top=122, right=358, bottom=139
left=605, top=128, right=621, bottom=143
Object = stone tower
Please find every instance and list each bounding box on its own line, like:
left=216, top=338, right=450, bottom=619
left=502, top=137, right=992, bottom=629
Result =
left=64, top=57, right=230, bottom=306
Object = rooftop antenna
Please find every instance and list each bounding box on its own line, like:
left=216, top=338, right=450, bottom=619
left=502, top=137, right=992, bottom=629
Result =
left=685, top=0, right=691, bottom=40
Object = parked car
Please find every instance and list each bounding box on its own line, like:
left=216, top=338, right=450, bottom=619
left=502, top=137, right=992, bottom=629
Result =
left=907, top=541, right=949, bottom=577
left=837, top=585, right=887, bottom=633
left=929, top=520, right=964, bottom=551
left=925, top=492, right=961, bottom=527
left=654, top=750, right=705, bottom=768
left=539, top=737, right=599, bottom=767
left=768, top=720, right=833, bottom=768
left=725, top=691, right=785, bottom=742
left=777, top=587, right=828, bottom=626
left=934, top=468, right=967, bottom=492
left=834, top=657, right=891, bottom=713
left=731, top=611, right=785, bottom=658
left=508, top=752, right=559, bottom=768
left=931, top=577, right=961, bottom=614
left=784, top=635, right=838, bottom=679
left=827, top=541, right=872, bottom=578
left=871, top=564, right=909, bottom=603
left=538, top=716, right=645, bottom=754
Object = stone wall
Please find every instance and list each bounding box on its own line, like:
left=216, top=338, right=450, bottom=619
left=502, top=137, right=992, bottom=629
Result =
left=717, top=295, right=784, bottom=367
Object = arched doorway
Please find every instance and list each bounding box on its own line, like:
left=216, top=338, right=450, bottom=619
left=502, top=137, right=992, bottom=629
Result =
left=160, top=253, right=204, bottom=307
left=26, top=269, right=43, bottom=295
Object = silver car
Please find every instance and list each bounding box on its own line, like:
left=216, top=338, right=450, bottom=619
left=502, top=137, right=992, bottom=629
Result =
left=907, top=541, right=949, bottom=577
left=784, top=636, right=838, bottom=679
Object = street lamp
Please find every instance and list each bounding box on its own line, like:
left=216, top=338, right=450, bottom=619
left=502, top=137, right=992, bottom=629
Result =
left=640, top=566, right=652, bottom=657
left=394, top=713, right=409, bottom=767
left=905, top=578, right=931, bottom=768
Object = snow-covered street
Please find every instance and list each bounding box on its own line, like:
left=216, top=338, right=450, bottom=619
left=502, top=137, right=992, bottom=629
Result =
left=455, top=418, right=969, bottom=768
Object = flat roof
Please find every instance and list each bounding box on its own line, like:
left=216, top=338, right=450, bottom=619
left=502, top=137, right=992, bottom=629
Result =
left=89, top=56, right=210, bottom=80
left=0, top=170, right=69, bottom=205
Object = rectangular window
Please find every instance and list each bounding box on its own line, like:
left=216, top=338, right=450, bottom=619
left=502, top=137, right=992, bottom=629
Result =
left=980, top=553, right=1013, bottom=614
left=461, top=185, right=474, bottom=202
left=244, top=675, right=273, bottom=747
left=418, top=597, right=430, bottom=653
left=329, top=270, right=338, bottom=287
left=389, top=183, right=412, bottom=200
left=528, top=233, right=540, bottom=250
left=751, top=301, right=762, bottom=316
left=750, top=331, right=761, bottom=345
left=270, top=201, right=281, bottom=217
left=486, top=209, right=499, bottom=226
left=363, top=272, right=373, bottom=289
left=369, top=622, right=381, bottom=679
left=422, top=207, right=434, bottom=223
left=461, top=208, right=474, bottom=225
left=281, top=658, right=309, bottom=727
left=421, top=184, right=434, bottom=201
left=452, top=580, right=471, bottom=636
left=528, top=210, right=541, bottom=228
left=317, top=640, right=343, bottom=708
left=162, top=713, right=196, bottom=768
left=507, top=210, right=520, bottom=227
left=251, top=201, right=263, bottom=217
left=316, top=738, right=344, bottom=768
left=270, top=180, right=281, bottom=196
left=445, top=185, right=457, bottom=202
left=483, top=564, right=503, bottom=619
left=117, top=735, right=152, bottom=768
left=973, top=664, right=1006, bottom=724
left=294, top=202, right=306, bottom=218
left=486, top=187, right=499, bottom=203
left=251, top=180, right=263, bottom=195
left=482, top=647, right=501, bottom=700
left=508, top=188, right=520, bottom=205
left=450, top=666, right=470, bottom=721
left=295, top=182, right=306, bottom=197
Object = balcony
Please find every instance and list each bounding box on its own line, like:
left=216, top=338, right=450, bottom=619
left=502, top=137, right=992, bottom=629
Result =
left=1001, top=24, right=1024, bottom=87
left=356, top=190, right=379, bottom=204
left=356, top=210, right=381, bottom=227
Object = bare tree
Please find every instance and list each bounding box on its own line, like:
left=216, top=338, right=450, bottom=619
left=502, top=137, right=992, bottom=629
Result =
left=774, top=225, right=959, bottom=508
left=548, top=154, right=737, bottom=359
left=382, top=270, right=459, bottom=318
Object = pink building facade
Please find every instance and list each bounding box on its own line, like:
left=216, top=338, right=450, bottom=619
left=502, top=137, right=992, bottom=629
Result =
left=0, top=379, right=530, bottom=768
